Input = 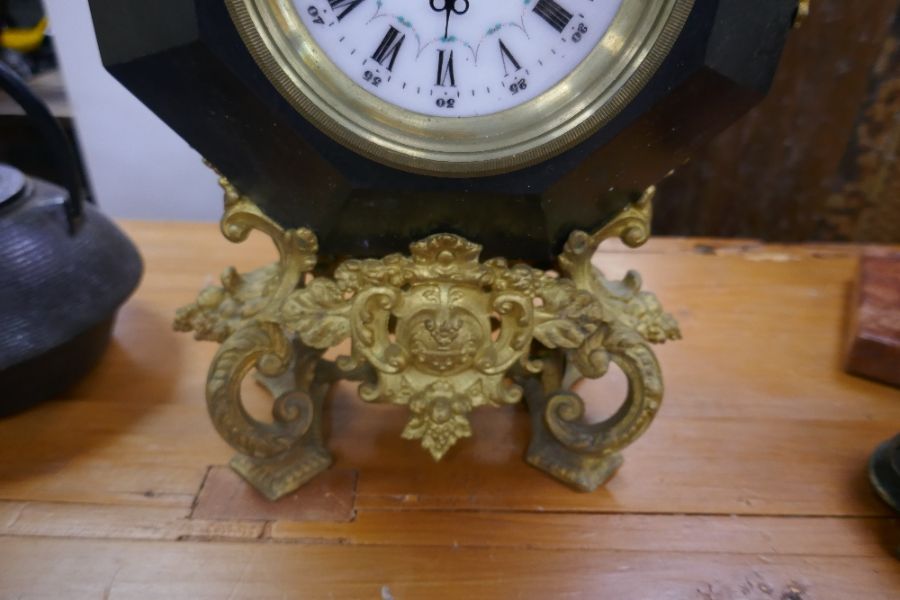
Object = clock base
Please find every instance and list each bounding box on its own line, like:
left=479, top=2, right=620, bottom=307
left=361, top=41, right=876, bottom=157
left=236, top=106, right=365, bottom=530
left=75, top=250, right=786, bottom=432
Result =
left=176, top=175, right=680, bottom=500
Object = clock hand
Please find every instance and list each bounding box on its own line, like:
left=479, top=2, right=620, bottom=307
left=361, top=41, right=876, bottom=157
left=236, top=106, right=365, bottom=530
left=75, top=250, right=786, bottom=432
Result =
left=429, top=0, right=470, bottom=39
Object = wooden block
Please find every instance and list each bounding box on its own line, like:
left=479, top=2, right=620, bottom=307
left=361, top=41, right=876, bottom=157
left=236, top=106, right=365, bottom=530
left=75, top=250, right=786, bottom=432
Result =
left=191, top=466, right=357, bottom=522
left=845, top=253, right=900, bottom=387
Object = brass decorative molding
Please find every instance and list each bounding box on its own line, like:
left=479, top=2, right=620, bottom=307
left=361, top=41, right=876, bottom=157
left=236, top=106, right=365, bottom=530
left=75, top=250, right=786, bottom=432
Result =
left=176, top=179, right=680, bottom=500
left=226, top=0, right=695, bottom=176
left=794, top=0, right=811, bottom=28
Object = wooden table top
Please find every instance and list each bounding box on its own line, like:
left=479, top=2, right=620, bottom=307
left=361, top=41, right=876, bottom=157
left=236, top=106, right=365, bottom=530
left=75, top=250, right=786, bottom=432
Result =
left=1, top=221, right=899, bottom=598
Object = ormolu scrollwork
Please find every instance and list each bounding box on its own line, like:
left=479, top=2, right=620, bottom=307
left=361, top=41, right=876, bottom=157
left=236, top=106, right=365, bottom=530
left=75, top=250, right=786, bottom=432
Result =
left=176, top=179, right=680, bottom=499
left=174, top=174, right=318, bottom=342
left=174, top=174, right=329, bottom=499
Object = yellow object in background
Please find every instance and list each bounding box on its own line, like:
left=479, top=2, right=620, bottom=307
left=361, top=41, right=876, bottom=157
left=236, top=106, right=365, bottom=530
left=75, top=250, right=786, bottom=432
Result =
left=1, top=16, right=47, bottom=53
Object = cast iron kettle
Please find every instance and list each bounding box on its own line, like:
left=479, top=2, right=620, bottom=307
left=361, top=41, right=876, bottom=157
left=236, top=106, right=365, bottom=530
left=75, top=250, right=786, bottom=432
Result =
left=0, top=61, right=142, bottom=415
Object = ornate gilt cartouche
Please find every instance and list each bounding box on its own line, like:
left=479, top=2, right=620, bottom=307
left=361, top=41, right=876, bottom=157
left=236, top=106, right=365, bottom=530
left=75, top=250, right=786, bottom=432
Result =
left=175, top=175, right=680, bottom=500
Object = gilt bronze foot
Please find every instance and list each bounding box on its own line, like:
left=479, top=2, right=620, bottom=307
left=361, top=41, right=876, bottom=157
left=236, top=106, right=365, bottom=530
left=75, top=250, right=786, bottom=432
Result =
left=175, top=177, right=680, bottom=500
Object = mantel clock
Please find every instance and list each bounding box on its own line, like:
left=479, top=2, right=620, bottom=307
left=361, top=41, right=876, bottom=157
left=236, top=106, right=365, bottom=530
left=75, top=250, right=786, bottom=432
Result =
left=89, top=0, right=805, bottom=499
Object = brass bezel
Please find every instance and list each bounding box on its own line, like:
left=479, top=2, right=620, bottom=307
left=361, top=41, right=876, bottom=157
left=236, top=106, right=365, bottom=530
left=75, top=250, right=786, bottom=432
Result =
left=227, top=0, right=695, bottom=177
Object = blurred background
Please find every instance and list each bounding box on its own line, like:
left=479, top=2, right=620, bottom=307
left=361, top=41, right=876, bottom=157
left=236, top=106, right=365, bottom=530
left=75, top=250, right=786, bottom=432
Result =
left=2, top=0, right=899, bottom=241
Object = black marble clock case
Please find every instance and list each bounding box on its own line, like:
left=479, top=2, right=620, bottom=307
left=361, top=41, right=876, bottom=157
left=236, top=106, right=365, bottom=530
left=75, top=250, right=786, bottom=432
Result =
left=89, top=0, right=798, bottom=267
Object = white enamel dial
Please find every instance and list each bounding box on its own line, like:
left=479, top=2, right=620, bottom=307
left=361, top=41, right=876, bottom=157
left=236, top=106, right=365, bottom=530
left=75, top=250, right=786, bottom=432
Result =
left=295, top=0, right=625, bottom=117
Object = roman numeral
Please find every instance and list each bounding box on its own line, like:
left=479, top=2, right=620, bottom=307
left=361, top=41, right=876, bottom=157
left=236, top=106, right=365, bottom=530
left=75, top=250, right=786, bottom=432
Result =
left=328, top=0, right=366, bottom=21
left=436, top=50, right=456, bottom=87
left=533, top=0, right=573, bottom=33
left=371, top=26, right=405, bottom=71
left=498, top=39, right=521, bottom=76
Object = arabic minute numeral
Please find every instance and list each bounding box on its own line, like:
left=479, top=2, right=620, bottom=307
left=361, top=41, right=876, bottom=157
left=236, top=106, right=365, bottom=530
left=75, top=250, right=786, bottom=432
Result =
left=363, top=70, right=382, bottom=87
left=435, top=98, right=456, bottom=109
left=509, top=79, right=527, bottom=95
left=571, top=23, right=588, bottom=43
left=307, top=5, right=324, bottom=25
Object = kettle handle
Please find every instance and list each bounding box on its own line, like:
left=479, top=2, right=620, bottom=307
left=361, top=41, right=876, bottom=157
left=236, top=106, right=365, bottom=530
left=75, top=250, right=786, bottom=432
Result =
left=0, top=60, right=86, bottom=231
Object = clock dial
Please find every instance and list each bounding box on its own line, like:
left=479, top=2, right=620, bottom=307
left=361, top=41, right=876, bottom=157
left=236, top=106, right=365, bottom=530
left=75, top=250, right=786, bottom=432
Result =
left=295, top=0, right=624, bottom=117
left=228, top=0, right=692, bottom=175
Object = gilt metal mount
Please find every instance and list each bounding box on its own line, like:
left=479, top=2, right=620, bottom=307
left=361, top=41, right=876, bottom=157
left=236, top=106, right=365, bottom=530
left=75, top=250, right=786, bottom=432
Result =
left=175, top=177, right=680, bottom=500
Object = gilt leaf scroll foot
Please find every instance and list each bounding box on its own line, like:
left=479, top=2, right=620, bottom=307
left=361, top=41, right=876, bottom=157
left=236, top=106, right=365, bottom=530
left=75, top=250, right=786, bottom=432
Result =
left=206, top=326, right=333, bottom=500
left=524, top=188, right=678, bottom=491
left=525, top=423, right=625, bottom=492
left=176, top=173, right=330, bottom=500
left=229, top=361, right=333, bottom=502
left=226, top=340, right=334, bottom=501
left=230, top=445, right=332, bottom=502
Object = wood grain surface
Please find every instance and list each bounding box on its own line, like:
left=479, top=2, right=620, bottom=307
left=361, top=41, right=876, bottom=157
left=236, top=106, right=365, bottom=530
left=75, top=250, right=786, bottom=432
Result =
left=1, top=221, right=899, bottom=599
left=656, top=0, right=900, bottom=244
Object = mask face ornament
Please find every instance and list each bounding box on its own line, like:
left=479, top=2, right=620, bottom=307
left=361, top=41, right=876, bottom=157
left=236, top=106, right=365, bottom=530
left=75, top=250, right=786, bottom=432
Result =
left=90, top=0, right=804, bottom=499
